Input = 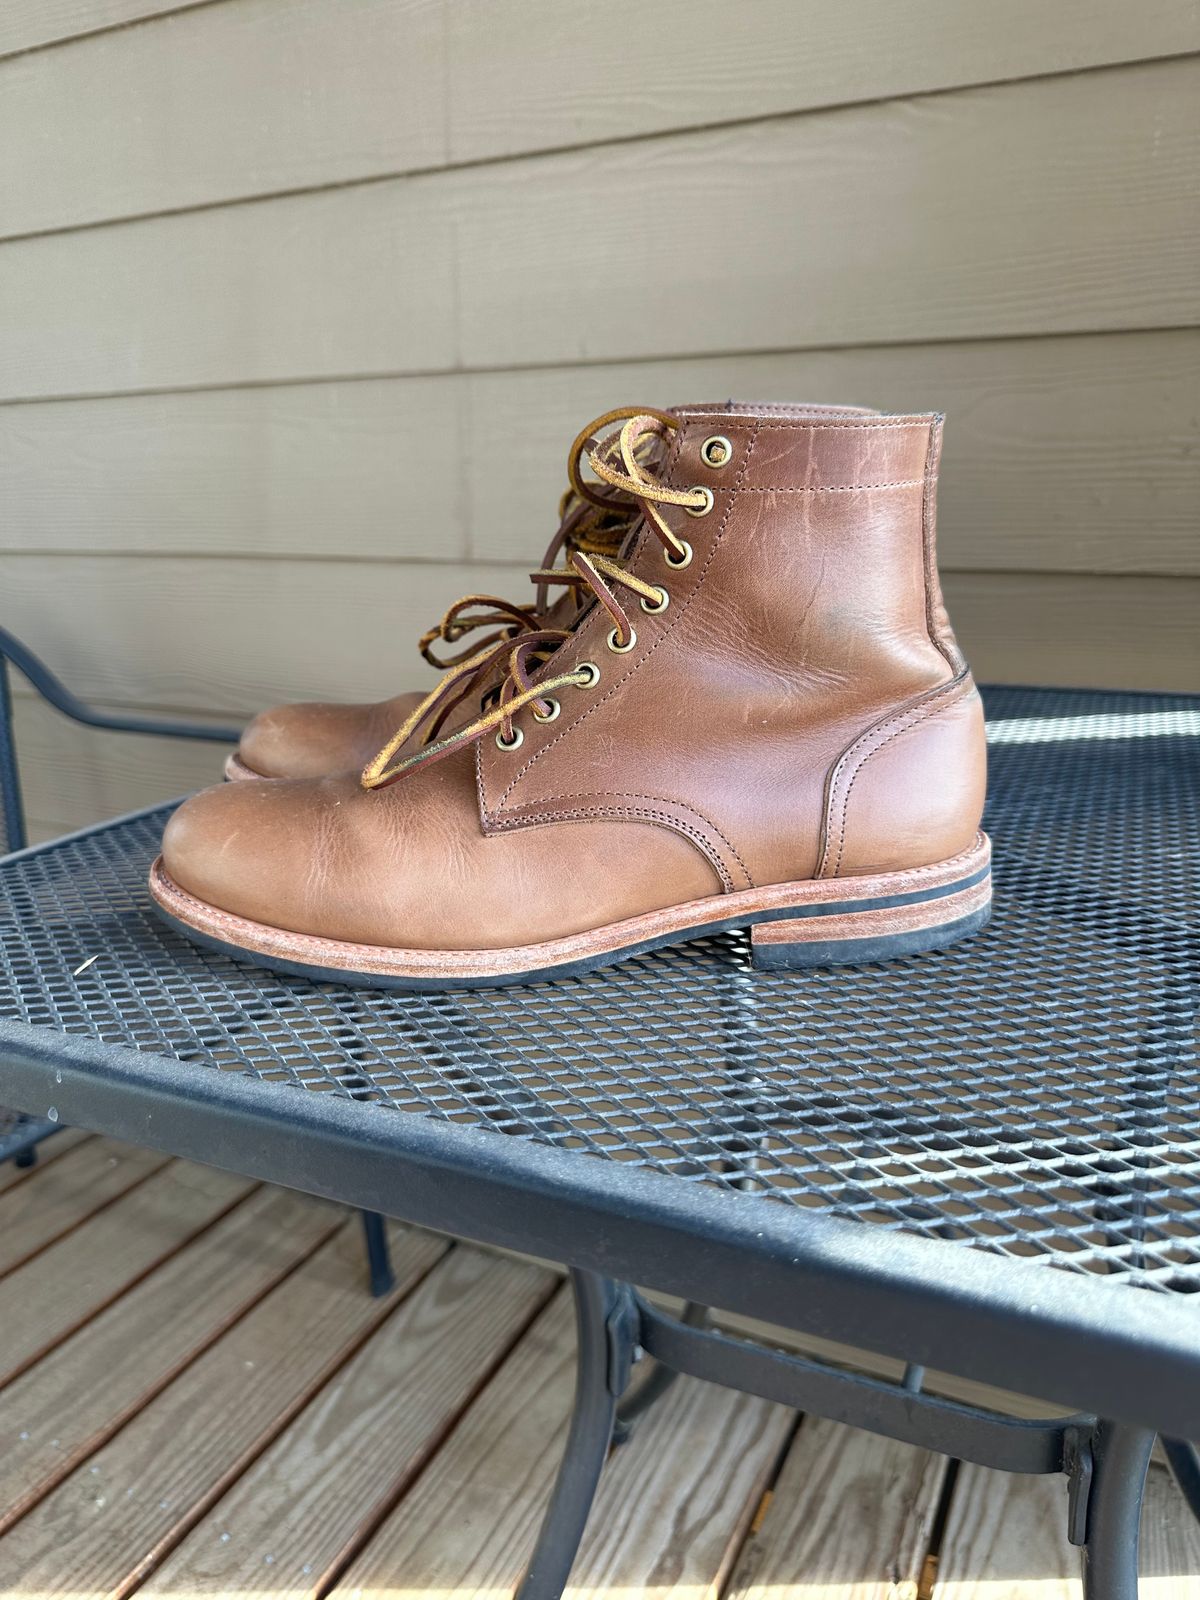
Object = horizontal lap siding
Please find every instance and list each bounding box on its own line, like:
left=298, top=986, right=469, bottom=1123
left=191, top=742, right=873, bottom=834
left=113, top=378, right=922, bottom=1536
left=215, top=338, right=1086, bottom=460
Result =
left=2, top=331, right=1197, bottom=573
left=4, top=1, right=1198, bottom=230
left=2, top=4, right=1195, bottom=839
left=0, top=1, right=201, bottom=60
left=2, top=59, right=1198, bottom=401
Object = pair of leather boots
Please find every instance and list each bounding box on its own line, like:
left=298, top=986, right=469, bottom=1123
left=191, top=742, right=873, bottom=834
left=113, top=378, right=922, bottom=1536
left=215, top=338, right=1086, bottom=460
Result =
left=151, top=400, right=990, bottom=989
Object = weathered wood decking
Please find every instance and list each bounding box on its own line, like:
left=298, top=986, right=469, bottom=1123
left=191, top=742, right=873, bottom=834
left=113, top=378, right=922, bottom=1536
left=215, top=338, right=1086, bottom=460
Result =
left=0, top=1134, right=1196, bottom=1598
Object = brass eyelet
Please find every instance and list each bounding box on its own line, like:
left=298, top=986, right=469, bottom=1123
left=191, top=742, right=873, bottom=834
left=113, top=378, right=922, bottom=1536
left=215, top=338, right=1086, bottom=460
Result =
left=532, top=696, right=561, bottom=724
left=607, top=626, right=637, bottom=654
left=700, top=435, right=732, bottom=468
left=685, top=486, right=715, bottom=518
left=639, top=585, right=670, bottom=615
left=575, top=661, right=601, bottom=688
left=495, top=726, right=524, bottom=752
left=664, top=539, right=693, bottom=569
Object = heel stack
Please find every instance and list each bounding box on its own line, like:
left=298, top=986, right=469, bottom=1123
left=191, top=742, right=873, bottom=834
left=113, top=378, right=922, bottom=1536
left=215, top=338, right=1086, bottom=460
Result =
left=750, top=840, right=992, bottom=971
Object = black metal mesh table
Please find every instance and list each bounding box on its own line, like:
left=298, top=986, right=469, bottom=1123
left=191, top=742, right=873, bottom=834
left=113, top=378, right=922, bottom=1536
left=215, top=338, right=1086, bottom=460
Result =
left=1, top=685, right=1197, bottom=1599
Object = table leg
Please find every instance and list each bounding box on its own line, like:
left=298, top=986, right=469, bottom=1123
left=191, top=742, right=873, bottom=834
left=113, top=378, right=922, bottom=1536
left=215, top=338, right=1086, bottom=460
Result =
left=358, top=1210, right=394, bottom=1297
left=613, top=1299, right=707, bottom=1444
left=1080, top=1421, right=1154, bottom=1600
left=516, top=1269, right=635, bottom=1600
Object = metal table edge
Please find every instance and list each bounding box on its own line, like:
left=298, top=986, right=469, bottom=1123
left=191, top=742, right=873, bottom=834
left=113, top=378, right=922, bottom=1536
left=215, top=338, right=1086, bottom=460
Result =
left=2, top=1012, right=1197, bottom=1438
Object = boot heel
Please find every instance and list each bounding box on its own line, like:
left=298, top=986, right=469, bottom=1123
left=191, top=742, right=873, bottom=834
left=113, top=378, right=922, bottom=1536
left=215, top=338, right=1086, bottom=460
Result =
left=750, top=848, right=992, bottom=971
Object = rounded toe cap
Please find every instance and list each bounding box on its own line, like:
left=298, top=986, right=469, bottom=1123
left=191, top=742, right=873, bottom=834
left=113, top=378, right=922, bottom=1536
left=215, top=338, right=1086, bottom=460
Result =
left=161, top=778, right=300, bottom=924
left=237, top=703, right=341, bottom=781
left=159, top=771, right=400, bottom=944
left=236, top=693, right=426, bottom=781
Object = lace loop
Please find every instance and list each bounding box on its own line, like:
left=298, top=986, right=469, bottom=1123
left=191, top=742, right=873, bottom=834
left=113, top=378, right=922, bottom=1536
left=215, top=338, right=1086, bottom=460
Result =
left=418, top=594, right=540, bottom=669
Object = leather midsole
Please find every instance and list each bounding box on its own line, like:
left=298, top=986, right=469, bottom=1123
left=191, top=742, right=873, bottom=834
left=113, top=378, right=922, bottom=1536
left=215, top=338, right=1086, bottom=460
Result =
left=149, top=832, right=990, bottom=979
left=751, top=876, right=991, bottom=944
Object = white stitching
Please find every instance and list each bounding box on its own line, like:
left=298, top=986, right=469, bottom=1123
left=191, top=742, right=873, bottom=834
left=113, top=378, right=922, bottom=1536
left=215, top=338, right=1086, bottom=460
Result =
left=720, top=480, right=923, bottom=494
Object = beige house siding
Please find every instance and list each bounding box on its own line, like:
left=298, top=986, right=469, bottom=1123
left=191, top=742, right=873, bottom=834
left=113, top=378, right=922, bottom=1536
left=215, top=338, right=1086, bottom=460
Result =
left=2, top=1, right=1198, bottom=840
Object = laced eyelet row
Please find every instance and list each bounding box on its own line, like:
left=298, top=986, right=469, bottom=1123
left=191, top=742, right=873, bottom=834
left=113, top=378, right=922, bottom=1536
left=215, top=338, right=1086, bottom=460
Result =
left=374, top=410, right=711, bottom=783
left=497, top=664, right=598, bottom=748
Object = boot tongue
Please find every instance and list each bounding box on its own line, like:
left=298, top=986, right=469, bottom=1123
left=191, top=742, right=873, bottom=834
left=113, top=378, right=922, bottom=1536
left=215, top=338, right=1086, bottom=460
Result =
left=562, top=502, right=633, bottom=560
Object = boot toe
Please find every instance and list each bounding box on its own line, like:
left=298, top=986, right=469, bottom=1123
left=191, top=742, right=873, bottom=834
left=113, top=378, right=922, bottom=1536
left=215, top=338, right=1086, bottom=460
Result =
left=237, top=693, right=426, bottom=780
left=161, top=778, right=312, bottom=928
left=160, top=771, right=415, bottom=945
left=237, top=702, right=352, bottom=780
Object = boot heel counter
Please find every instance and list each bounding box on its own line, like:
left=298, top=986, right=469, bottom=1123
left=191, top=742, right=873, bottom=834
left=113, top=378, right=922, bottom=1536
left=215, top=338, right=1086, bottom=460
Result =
left=820, top=678, right=987, bottom=878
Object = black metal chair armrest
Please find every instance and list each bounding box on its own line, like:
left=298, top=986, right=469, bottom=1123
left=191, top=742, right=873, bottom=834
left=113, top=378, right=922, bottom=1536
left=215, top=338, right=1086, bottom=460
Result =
left=0, top=625, right=243, bottom=1172
left=0, top=624, right=241, bottom=854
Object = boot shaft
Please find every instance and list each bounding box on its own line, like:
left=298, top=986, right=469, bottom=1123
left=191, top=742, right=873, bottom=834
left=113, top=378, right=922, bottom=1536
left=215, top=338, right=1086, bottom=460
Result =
left=477, top=404, right=982, bottom=887
left=657, top=404, right=963, bottom=690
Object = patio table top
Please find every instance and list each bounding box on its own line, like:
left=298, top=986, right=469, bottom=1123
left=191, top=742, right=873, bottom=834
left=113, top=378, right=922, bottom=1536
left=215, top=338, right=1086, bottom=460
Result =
left=1, top=685, right=1197, bottom=1436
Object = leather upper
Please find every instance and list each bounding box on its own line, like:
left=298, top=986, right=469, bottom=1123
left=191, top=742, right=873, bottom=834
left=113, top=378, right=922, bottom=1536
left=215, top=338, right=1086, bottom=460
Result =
left=237, top=690, right=425, bottom=780
left=165, top=404, right=987, bottom=950
left=477, top=408, right=973, bottom=888
left=232, top=400, right=884, bottom=781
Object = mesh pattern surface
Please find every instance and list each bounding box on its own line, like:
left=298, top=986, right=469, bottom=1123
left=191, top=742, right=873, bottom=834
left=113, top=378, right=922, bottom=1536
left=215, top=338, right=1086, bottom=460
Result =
left=0, top=688, right=1196, bottom=1293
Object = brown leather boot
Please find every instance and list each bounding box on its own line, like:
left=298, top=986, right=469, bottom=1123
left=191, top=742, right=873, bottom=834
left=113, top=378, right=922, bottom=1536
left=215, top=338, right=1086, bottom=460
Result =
left=152, top=403, right=989, bottom=987
left=227, top=402, right=879, bottom=781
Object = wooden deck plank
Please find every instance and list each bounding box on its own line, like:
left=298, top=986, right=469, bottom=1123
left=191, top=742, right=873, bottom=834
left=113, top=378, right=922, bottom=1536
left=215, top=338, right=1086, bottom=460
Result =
left=0, top=1159, right=253, bottom=1389
left=1141, top=1464, right=1200, bottom=1593
left=935, top=1463, right=1200, bottom=1598
left=0, top=1218, right=447, bottom=1597
left=923, top=1464, right=1076, bottom=1597
left=0, top=1127, right=89, bottom=1195
left=568, top=1376, right=791, bottom=1597
left=0, top=1171, right=1193, bottom=1598
left=332, top=1286, right=791, bottom=1599
left=0, top=1135, right=168, bottom=1278
left=0, top=1183, right=341, bottom=1536
left=140, top=1248, right=556, bottom=1598
left=727, top=1416, right=946, bottom=1599
left=328, top=1286, right=577, bottom=1600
